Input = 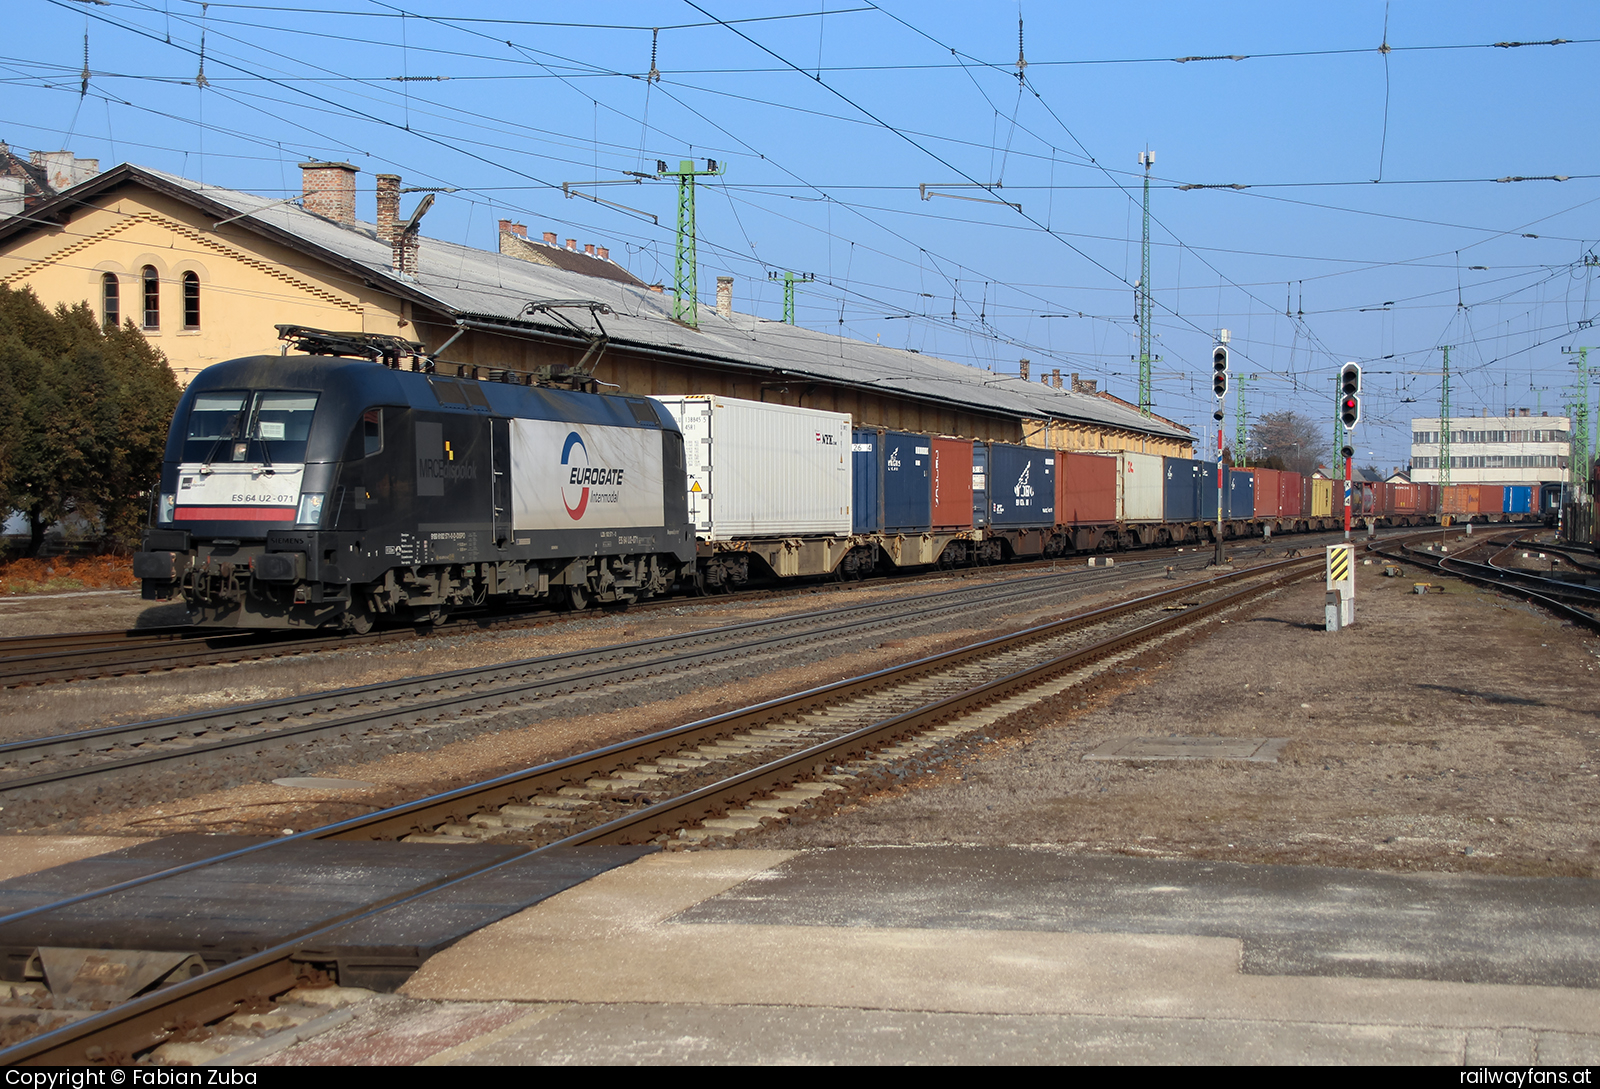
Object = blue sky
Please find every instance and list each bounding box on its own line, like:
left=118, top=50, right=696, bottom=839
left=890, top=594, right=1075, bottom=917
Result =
left=7, top=1, right=1599, bottom=469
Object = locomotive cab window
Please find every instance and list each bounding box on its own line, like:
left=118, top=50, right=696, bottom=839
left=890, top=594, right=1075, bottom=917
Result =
left=344, top=408, right=384, bottom=459
left=181, top=390, right=319, bottom=464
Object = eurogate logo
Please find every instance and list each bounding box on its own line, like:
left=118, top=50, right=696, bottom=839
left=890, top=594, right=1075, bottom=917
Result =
left=561, top=431, right=590, bottom=518
left=560, top=431, right=627, bottom=520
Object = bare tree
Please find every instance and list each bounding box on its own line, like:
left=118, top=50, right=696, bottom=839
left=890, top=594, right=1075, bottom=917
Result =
left=1249, top=411, right=1326, bottom=475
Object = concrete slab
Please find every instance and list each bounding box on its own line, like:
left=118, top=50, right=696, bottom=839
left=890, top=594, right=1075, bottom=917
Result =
left=1083, top=736, right=1288, bottom=762
left=0, top=836, right=151, bottom=882
left=402, top=849, right=1600, bottom=1048
left=417, top=1001, right=1597, bottom=1066
left=680, top=847, right=1600, bottom=988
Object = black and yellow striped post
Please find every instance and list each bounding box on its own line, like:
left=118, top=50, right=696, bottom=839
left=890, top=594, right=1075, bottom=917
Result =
left=1325, top=543, right=1355, bottom=631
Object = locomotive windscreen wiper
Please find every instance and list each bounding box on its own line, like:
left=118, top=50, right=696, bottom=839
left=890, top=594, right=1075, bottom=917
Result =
left=198, top=414, right=243, bottom=475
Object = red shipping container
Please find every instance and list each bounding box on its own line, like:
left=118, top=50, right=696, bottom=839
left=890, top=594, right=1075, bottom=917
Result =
left=1366, top=481, right=1389, bottom=516
left=1251, top=468, right=1281, bottom=517
left=1056, top=452, right=1118, bottom=525
left=1278, top=471, right=1303, bottom=516
left=930, top=437, right=974, bottom=529
left=1441, top=484, right=1472, bottom=515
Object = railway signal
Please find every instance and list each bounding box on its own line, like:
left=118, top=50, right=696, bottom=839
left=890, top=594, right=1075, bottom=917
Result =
left=1211, top=338, right=1229, bottom=566
left=1339, top=362, right=1362, bottom=430
left=1338, top=362, right=1361, bottom=540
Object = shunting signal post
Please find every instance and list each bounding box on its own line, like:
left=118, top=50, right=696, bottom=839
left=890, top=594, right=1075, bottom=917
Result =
left=1212, top=333, right=1230, bottom=566
left=1325, top=542, right=1355, bottom=632
left=1339, top=362, right=1362, bottom=541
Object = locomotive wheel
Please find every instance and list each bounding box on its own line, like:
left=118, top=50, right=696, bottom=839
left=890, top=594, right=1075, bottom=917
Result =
left=343, top=605, right=375, bottom=634
left=559, top=584, right=590, bottom=611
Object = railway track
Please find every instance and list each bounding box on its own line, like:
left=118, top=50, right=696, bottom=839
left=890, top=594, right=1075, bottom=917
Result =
left=0, top=554, right=1213, bottom=813
left=0, top=550, right=1323, bottom=1065
left=1374, top=532, right=1600, bottom=631
left=0, top=534, right=1330, bottom=689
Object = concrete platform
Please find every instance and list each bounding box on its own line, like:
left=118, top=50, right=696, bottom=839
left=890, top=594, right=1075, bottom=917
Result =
left=304, top=847, right=1600, bottom=1065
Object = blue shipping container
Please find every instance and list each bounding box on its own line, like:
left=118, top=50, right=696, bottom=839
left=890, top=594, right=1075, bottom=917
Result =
left=881, top=431, right=934, bottom=533
left=986, top=443, right=1055, bottom=527
left=1229, top=468, right=1254, bottom=519
left=1162, top=457, right=1203, bottom=522
left=1199, top=465, right=1254, bottom=520
left=1504, top=485, right=1533, bottom=514
left=851, top=428, right=881, bottom=534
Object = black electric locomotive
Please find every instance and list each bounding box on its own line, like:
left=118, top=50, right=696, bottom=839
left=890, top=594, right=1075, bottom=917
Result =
left=134, top=337, right=694, bottom=630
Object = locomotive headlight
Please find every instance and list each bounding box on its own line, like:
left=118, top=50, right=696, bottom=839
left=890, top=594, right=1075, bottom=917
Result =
left=158, top=493, right=177, bottom=524
left=295, top=492, right=326, bottom=526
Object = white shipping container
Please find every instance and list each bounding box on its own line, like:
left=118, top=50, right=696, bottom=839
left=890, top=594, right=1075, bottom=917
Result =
left=1119, top=450, right=1165, bottom=521
left=655, top=395, right=852, bottom=539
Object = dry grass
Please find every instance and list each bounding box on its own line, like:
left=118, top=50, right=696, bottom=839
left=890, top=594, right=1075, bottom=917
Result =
left=0, top=556, right=137, bottom=596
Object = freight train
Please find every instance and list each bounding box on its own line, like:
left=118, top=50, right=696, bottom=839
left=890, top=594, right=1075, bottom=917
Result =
left=132, top=336, right=1546, bottom=630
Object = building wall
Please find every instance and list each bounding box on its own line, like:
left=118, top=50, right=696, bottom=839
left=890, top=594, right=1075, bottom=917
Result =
left=1021, top=418, right=1192, bottom=458
left=1409, top=415, right=1572, bottom=484
left=0, top=187, right=409, bottom=384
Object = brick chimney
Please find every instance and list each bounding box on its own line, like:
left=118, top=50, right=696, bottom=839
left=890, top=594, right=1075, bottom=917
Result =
left=649, top=283, right=665, bottom=294
left=1052, top=369, right=1062, bottom=389
left=716, top=276, right=733, bottom=318
left=1070, top=372, right=1099, bottom=395
left=393, top=230, right=418, bottom=277
left=376, top=174, right=400, bottom=243
left=566, top=238, right=577, bottom=252
left=496, top=220, right=531, bottom=256
left=597, top=247, right=609, bottom=261
left=1019, top=359, right=1030, bottom=382
left=299, top=161, right=358, bottom=225
left=543, top=231, right=558, bottom=245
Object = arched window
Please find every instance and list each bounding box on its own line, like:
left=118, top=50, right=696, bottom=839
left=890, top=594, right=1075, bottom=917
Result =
left=101, top=273, right=120, bottom=331
left=182, top=271, right=200, bottom=330
left=141, top=265, right=159, bottom=330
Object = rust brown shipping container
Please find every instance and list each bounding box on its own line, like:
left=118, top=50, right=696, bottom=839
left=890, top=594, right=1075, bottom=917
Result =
left=1277, top=471, right=1302, bottom=516
left=1247, top=468, right=1278, bottom=517
left=930, top=437, right=974, bottom=529
left=1056, top=451, right=1118, bottom=525
left=1441, top=484, right=1474, bottom=515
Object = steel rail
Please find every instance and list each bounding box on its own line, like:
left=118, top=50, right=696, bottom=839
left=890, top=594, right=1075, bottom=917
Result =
left=0, top=554, right=1310, bottom=930
left=322, top=555, right=1319, bottom=842
left=1, top=554, right=1320, bottom=1066
left=1373, top=539, right=1600, bottom=632
left=0, top=529, right=1345, bottom=688
left=0, top=559, right=1185, bottom=793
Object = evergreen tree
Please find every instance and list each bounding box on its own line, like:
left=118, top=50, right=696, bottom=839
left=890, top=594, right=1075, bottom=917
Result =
left=0, top=286, right=180, bottom=555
